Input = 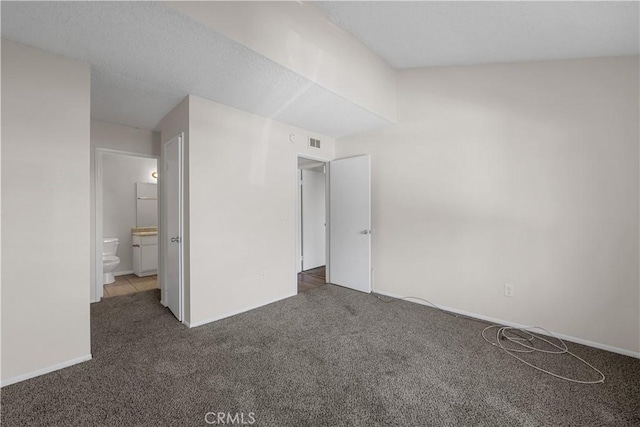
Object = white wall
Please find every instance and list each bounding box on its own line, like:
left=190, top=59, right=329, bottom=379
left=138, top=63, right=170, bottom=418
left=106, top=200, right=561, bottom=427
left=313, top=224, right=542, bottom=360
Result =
left=90, top=120, right=160, bottom=301
left=186, top=95, right=335, bottom=326
left=102, top=154, right=157, bottom=274
left=167, top=1, right=397, bottom=123
left=91, top=120, right=161, bottom=156
left=1, top=39, right=92, bottom=384
left=336, top=56, right=640, bottom=354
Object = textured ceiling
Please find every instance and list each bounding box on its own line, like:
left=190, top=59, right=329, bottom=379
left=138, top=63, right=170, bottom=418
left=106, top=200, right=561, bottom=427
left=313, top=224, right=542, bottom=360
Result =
left=1, top=2, right=390, bottom=137
left=316, top=1, right=640, bottom=69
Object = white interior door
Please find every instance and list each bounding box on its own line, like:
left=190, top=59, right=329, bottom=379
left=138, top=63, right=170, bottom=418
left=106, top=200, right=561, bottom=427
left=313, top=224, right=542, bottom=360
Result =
left=164, top=134, right=183, bottom=321
left=296, top=169, right=302, bottom=273
left=302, top=169, right=326, bottom=271
left=329, top=155, right=371, bottom=293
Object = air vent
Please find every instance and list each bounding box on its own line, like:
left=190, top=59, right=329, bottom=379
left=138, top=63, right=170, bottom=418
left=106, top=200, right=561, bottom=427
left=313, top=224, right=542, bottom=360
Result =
left=309, top=137, right=321, bottom=149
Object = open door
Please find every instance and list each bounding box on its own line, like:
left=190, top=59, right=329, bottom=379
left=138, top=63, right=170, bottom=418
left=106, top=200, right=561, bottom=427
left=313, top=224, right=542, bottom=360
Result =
left=302, top=168, right=326, bottom=271
left=163, top=133, right=183, bottom=321
left=329, top=155, right=371, bottom=293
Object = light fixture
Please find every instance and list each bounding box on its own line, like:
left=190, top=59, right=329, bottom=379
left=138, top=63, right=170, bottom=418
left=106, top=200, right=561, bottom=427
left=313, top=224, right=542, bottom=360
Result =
left=152, top=171, right=158, bottom=179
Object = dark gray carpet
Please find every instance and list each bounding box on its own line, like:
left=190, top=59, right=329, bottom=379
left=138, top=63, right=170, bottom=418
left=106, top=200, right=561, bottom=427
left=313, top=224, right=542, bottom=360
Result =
left=2, top=286, right=639, bottom=426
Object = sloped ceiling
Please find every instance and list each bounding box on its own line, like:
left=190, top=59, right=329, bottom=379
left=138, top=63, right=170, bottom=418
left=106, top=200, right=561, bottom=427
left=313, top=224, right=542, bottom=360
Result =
left=316, top=1, right=640, bottom=69
left=1, top=1, right=391, bottom=137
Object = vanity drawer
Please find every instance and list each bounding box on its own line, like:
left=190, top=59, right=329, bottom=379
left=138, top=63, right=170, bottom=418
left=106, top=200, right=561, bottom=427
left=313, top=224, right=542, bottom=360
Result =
left=133, top=234, right=158, bottom=245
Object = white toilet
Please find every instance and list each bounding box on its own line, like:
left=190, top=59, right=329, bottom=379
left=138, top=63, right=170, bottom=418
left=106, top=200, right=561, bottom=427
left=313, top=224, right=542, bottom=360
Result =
left=103, top=237, right=120, bottom=285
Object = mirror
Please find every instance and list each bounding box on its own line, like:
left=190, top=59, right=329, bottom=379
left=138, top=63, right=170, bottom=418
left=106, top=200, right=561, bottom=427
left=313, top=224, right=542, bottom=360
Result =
left=136, top=182, right=157, bottom=227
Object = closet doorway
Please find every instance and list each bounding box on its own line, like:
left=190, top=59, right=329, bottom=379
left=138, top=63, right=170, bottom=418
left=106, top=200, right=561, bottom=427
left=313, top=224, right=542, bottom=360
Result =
left=295, top=153, right=372, bottom=295
left=297, top=156, right=327, bottom=293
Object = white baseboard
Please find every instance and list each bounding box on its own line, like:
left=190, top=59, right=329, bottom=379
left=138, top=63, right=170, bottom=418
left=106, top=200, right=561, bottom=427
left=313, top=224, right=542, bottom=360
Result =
left=374, top=290, right=640, bottom=359
left=1, top=354, right=92, bottom=387
left=114, top=270, right=134, bottom=276
left=185, top=292, right=296, bottom=328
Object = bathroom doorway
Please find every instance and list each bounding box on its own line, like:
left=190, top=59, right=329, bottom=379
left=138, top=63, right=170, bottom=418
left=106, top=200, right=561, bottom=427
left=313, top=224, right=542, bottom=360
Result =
left=296, top=155, right=328, bottom=293
left=94, top=149, right=160, bottom=301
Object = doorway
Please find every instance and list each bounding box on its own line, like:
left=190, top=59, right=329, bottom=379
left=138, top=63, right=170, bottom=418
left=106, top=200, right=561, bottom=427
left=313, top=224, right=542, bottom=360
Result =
left=94, top=149, right=160, bottom=301
left=297, top=156, right=328, bottom=293
left=295, top=153, right=373, bottom=295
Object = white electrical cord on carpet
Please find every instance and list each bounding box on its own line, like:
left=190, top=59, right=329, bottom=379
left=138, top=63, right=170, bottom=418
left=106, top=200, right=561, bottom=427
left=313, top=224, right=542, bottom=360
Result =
left=373, top=293, right=605, bottom=384
left=481, top=325, right=605, bottom=384
left=374, top=294, right=458, bottom=316
left=374, top=294, right=460, bottom=318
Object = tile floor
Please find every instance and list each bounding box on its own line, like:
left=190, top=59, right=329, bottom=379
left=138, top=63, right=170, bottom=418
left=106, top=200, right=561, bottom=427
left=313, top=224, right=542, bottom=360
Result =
left=103, top=274, right=158, bottom=298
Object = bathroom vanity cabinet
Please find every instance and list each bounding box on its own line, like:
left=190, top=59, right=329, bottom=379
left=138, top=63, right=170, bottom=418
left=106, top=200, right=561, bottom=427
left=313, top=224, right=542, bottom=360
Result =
left=133, top=234, right=158, bottom=277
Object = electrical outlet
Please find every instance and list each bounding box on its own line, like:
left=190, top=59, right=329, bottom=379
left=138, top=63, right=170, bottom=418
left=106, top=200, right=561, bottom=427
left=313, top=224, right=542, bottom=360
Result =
left=504, top=283, right=515, bottom=298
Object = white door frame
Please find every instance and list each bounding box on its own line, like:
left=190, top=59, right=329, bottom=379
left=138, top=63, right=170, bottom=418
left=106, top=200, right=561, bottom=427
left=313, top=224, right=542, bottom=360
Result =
left=295, top=153, right=331, bottom=294
left=94, top=148, right=160, bottom=302
left=162, top=133, right=185, bottom=321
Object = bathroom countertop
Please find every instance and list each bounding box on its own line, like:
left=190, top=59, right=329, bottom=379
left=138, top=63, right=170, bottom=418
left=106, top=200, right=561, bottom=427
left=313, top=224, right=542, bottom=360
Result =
left=132, top=231, right=158, bottom=236
left=131, top=227, right=158, bottom=236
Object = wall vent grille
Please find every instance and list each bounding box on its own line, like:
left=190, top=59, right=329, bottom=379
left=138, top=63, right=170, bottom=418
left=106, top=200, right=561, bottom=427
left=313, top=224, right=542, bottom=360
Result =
left=309, top=137, right=321, bottom=149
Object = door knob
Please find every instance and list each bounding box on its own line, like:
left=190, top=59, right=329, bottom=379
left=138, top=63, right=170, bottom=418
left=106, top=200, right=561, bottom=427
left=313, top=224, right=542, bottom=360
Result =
left=171, top=236, right=180, bottom=243
left=361, top=230, right=371, bottom=235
